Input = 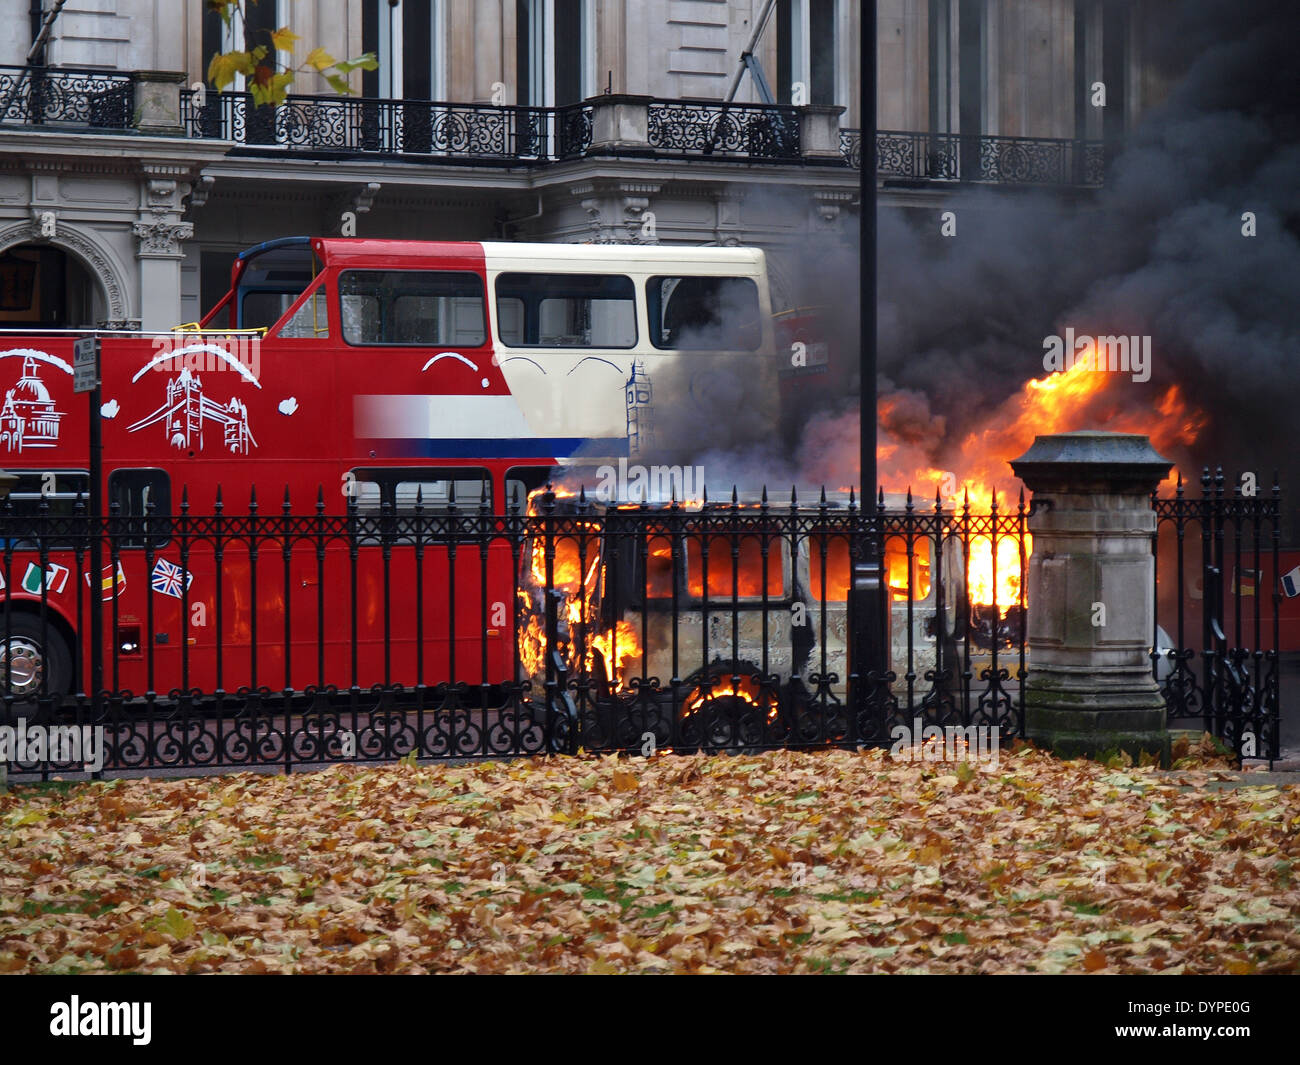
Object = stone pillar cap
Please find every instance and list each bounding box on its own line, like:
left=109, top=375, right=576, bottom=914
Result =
left=1010, top=431, right=1172, bottom=494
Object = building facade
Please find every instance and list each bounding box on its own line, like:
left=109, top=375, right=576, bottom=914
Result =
left=0, top=1, right=1163, bottom=332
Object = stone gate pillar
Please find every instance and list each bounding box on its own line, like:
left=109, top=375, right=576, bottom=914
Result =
left=1009, top=431, right=1172, bottom=761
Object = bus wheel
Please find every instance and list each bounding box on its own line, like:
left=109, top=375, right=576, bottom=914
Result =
left=0, top=615, right=73, bottom=701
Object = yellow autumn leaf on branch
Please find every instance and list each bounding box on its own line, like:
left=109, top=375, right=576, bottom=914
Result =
left=270, top=26, right=301, bottom=52
left=304, top=47, right=335, bottom=72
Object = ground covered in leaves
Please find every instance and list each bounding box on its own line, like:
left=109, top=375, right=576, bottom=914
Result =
left=2, top=746, right=1298, bottom=974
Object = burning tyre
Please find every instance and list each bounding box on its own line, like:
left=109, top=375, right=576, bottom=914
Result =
left=677, top=662, right=780, bottom=755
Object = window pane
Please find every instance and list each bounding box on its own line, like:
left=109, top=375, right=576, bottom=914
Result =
left=497, top=296, right=525, bottom=345
left=495, top=273, right=636, bottom=348
left=645, top=536, right=675, bottom=599
left=339, top=271, right=486, bottom=346
left=505, top=467, right=552, bottom=512
left=349, top=468, right=491, bottom=514
left=646, top=275, right=761, bottom=350
left=809, top=536, right=852, bottom=602
left=277, top=285, right=330, bottom=338
left=809, top=535, right=932, bottom=602
left=686, top=536, right=784, bottom=599
left=106, top=468, right=172, bottom=549
left=242, top=291, right=301, bottom=332
left=348, top=467, right=491, bottom=543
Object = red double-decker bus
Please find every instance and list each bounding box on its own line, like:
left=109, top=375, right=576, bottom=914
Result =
left=0, top=236, right=777, bottom=700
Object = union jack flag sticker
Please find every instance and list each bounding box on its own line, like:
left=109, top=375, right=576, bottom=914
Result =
left=151, top=558, right=192, bottom=599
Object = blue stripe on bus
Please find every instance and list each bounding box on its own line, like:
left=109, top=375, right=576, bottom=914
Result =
left=364, top=438, right=631, bottom=459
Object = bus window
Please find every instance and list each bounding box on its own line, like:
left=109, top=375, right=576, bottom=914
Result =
left=685, top=536, right=785, bottom=600
left=349, top=467, right=492, bottom=514
left=236, top=240, right=319, bottom=330
left=348, top=467, right=491, bottom=545
left=505, top=467, right=552, bottom=512
left=339, top=271, right=486, bottom=347
left=494, top=273, right=636, bottom=348
left=809, top=535, right=852, bottom=602
left=809, top=535, right=932, bottom=602
left=2, top=471, right=90, bottom=518
left=275, top=281, right=330, bottom=338
left=646, top=276, right=761, bottom=351
left=107, top=468, right=172, bottom=548
left=644, top=536, right=675, bottom=598
left=0, top=471, right=90, bottom=549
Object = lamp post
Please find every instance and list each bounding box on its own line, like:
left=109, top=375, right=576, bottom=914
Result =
left=852, top=0, right=886, bottom=728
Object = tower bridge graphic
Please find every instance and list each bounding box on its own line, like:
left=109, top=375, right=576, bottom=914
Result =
left=127, top=369, right=257, bottom=454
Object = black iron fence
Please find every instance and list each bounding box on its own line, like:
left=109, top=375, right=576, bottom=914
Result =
left=1153, top=468, right=1284, bottom=760
left=0, top=486, right=1029, bottom=778
left=1, top=474, right=1281, bottom=779
left=0, top=64, right=133, bottom=130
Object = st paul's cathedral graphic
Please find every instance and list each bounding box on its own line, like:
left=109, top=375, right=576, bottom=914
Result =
left=0, top=355, right=64, bottom=454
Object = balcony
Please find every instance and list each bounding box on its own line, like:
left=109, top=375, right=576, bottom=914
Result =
left=0, top=65, right=1105, bottom=189
left=180, top=90, right=594, bottom=163
left=841, top=128, right=1105, bottom=188
left=0, top=64, right=133, bottom=130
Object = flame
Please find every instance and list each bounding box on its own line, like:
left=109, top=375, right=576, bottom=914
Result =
left=965, top=533, right=1027, bottom=608
left=518, top=485, right=643, bottom=689
left=881, top=353, right=1207, bottom=508
left=685, top=536, right=784, bottom=598
left=879, top=348, right=1207, bottom=611
left=590, top=620, right=642, bottom=686
left=809, top=536, right=931, bottom=602
left=518, top=610, right=546, bottom=677
left=683, top=678, right=776, bottom=722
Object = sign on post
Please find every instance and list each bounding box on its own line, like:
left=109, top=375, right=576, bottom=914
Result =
left=73, top=336, right=100, bottom=393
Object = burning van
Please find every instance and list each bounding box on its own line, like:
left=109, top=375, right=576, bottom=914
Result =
left=516, top=488, right=1028, bottom=751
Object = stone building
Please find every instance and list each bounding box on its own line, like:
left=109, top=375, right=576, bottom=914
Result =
left=0, top=1, right=1163, bottom=331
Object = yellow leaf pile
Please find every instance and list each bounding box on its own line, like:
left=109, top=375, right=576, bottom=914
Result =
left=0, top=748, right=1296, bottom=973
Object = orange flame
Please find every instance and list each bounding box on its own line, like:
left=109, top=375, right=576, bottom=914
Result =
left=880, top=350, right=1207, bottom=610
left=519, top=486, right=643, bottom=688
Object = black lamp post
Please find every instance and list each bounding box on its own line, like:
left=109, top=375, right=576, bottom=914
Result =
left=852, top=0, right=886, bottom=725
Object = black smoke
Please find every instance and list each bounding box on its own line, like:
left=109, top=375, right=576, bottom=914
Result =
left=667, top=0, right=1300, bottom=533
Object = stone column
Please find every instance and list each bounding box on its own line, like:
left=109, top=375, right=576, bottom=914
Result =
left=133, top=167, right=194, bottom=331
left=1009, top=431, right=1172, bottom=761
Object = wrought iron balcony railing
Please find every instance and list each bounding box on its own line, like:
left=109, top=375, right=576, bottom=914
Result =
left=842, top=128, right=1104, bottom=188
left=180, top=89, right=594, bottom=163
left=0, top=64, right=133, bottom=131
left=646, top=99, right=801, bottom=161
left=0, top=69, right=1105, bottom=188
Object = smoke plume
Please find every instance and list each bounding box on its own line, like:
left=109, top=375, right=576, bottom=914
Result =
left=660, top=0, right=1300, bottom=532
